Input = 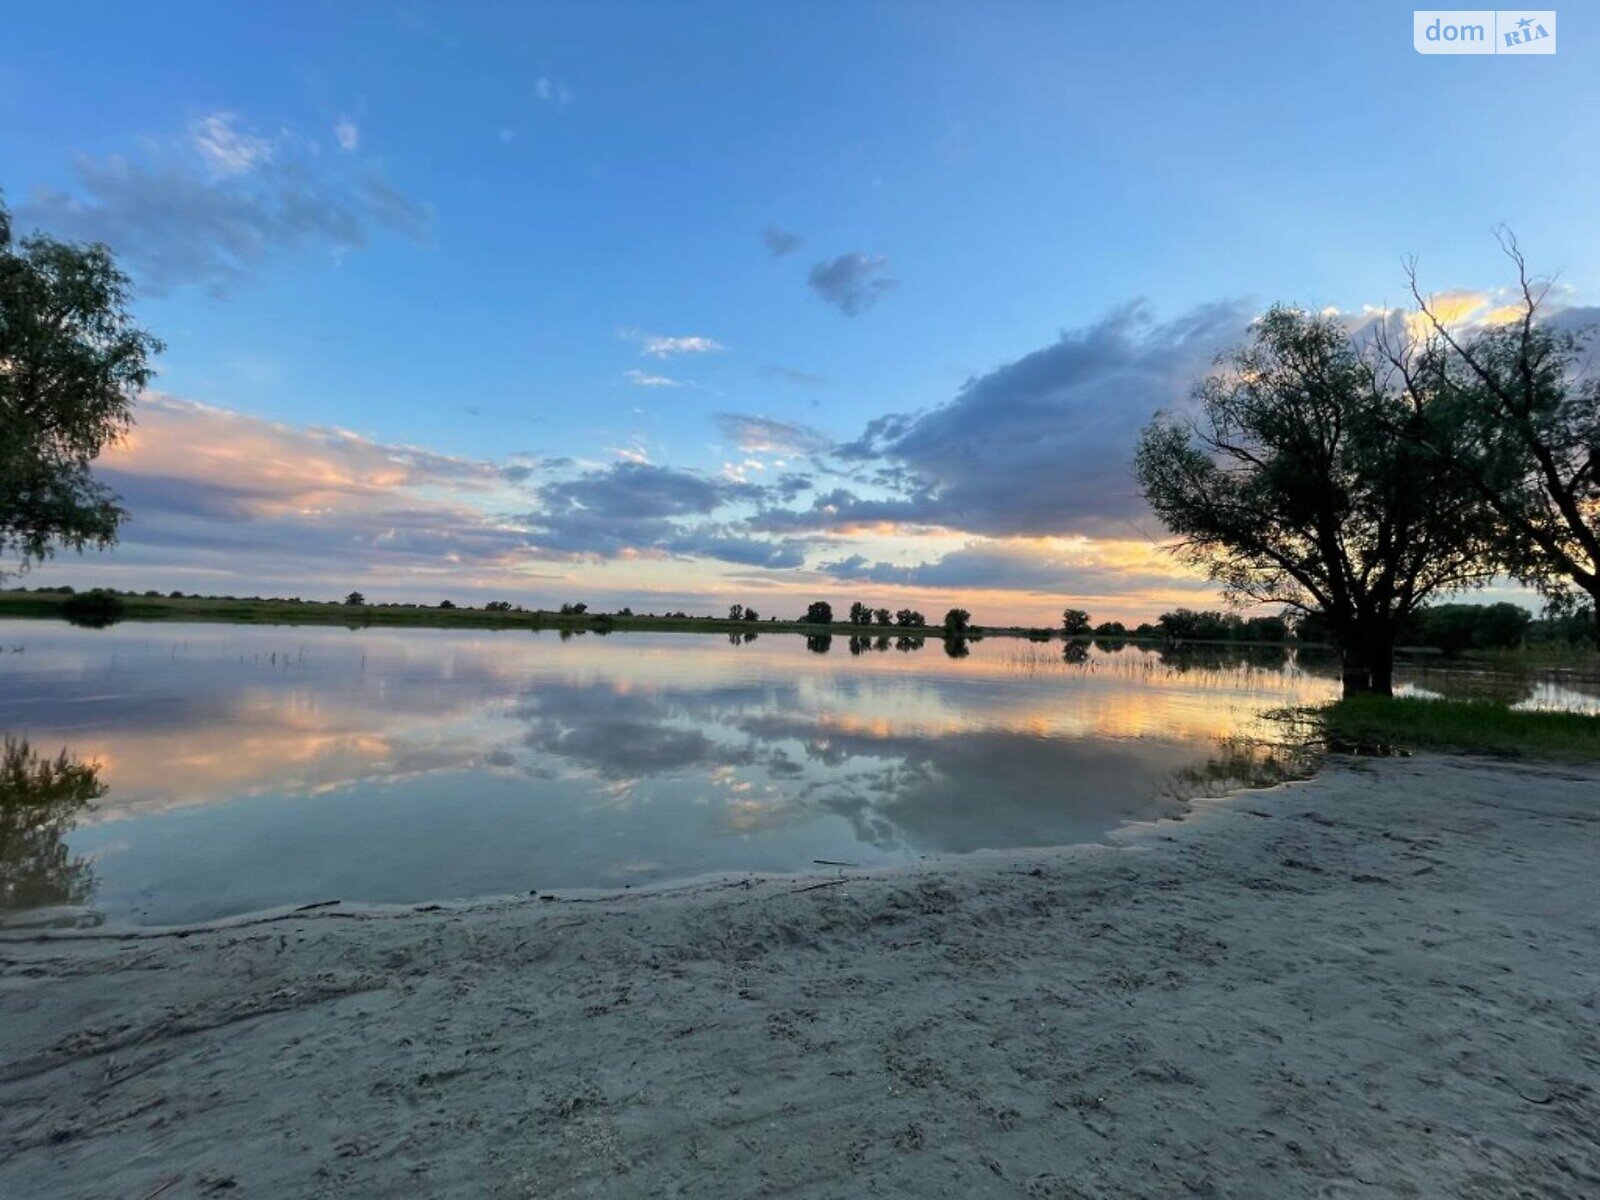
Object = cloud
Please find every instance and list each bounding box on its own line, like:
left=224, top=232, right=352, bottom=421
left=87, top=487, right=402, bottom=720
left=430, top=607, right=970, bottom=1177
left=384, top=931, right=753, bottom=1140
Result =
left=762, top=225, right=803, bottom=258
left=519, top=462, right=807, bottom=567
left=85, top=395, right=537, bottom=585
left=190, top=112, right=274, bottom=176
left=714, top=413, right=831, bottom=456
left=664, top=529, right=808, bottom=569
left=762, top=300, right=1251, bottom=538
left=333, top=116, right=360, bottom=152
left=535, top=76, right=573, bottom=107
left=639, top=334, right=726, bottom=358
left=761, top=364, right=828, bottom=387
left=63, top=395, right=823, bottom=594
left=17, top=111, right=430, bottom=295
left=625, top=369, right=683, bottom=388
left=808, top=252, right=896, bottom=316
left=537, top=462, right=755, bottom=522
left=818, top=539, right=1210, bottom=598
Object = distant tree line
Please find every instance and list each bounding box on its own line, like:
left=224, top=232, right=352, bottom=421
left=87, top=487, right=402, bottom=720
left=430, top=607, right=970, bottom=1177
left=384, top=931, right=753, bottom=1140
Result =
left=16, top=584, right=1583, bottom=657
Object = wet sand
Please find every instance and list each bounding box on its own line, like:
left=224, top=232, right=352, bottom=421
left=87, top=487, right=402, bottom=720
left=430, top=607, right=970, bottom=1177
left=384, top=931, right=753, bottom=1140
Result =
left=2, top=754, right=1597, bottom=1198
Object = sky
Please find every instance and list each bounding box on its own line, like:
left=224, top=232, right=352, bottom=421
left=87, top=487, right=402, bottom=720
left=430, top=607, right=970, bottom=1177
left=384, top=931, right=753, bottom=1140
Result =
left=3, top=1, right=1597, bottom=623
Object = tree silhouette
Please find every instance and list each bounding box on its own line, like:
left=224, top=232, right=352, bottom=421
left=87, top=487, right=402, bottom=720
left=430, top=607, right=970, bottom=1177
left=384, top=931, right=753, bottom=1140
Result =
left=1, top=198, right=162, bottom=578
left=1384, top=240, right=1600, bottom=639
left=1138, top=307, right=1495, bottom=695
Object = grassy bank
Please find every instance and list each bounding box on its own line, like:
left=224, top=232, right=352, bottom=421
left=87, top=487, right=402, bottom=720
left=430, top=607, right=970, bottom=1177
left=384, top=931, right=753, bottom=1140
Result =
left=1321, top=695, right=1600, bottom=760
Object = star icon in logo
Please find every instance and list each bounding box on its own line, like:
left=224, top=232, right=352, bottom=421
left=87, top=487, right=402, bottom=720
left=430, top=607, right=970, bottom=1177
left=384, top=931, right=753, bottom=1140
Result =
left=1516, top=16, right=1534, bottom=30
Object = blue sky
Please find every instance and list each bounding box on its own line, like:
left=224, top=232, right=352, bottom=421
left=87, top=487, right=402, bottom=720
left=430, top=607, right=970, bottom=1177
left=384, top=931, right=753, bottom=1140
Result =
left=3, top=2, right=1596, bottom=619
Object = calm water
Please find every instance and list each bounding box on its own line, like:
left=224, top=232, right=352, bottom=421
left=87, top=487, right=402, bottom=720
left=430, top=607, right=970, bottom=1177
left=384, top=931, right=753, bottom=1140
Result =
left=1, top=620, right=1593, bottom=926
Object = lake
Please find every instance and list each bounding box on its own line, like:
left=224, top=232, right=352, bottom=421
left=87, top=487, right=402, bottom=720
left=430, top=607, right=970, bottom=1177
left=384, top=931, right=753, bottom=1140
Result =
left=1, top=620, right=1593, bottom=926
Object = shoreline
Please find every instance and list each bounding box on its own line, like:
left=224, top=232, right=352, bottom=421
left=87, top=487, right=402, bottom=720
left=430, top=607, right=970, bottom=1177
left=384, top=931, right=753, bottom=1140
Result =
left=0, top=589, right=1307, bottom=648
left=3, top=754, right=1598, bottom=1197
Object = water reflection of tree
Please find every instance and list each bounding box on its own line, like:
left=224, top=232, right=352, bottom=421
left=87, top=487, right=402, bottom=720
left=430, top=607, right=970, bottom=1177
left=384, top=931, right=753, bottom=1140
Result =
left=1159, top=735, right=1319, bottom=803
left=1156, top=643, right=1290, bottom=672
left=944, top=637, right=970, bottom=659
left=1062, top=641, right=1090, bottom=665
left=806, top=633, right=833, bottom=654
left=0, top=738, right=104, bottom=910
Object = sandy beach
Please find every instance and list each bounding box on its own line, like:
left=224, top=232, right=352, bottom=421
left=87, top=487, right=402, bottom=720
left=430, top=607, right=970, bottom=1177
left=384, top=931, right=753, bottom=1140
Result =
left=2, top=753, right=1597, bottom=1199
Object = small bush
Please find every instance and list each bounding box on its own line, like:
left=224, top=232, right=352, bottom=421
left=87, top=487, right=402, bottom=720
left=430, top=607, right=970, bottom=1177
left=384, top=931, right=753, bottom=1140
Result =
left=60, top=589, right=126, bottom=627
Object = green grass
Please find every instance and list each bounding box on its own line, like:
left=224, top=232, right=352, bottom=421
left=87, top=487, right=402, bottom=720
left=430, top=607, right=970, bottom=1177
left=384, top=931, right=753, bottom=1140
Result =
left=1320, top=694, right=1600, bottom=761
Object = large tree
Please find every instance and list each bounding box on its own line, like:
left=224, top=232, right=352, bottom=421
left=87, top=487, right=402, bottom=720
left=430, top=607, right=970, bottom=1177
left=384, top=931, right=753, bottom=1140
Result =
left=1382, top=241, right=1599, bottom=638
left=1136, top=307, right=1496, bottom=695
left=1, top=198, right=160, bottom=577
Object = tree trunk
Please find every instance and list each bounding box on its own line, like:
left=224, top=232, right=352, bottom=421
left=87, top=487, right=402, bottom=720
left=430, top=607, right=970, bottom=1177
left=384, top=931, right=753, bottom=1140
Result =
left=1365, top=623, right=1397, bottom=697
left=1339, top=625, right=1397, bottom=697
left=1367, top=642, right=1395, bottom=696
left=1340, top=643, right=1374, bottom=697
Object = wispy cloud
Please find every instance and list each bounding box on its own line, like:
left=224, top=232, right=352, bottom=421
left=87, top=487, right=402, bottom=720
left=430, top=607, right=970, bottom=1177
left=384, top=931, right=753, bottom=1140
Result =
left=535, top=76, right=573, bottom=107
left=190, top=112, right=274, bottom=177
left=808, top=252, right=896, bottom=316
left=714, top=413, right=830, bottom=456
left=17, top=110, right=430, bottom=296
left=639, top=334, right=726, bottom=358
left=333, top=115, right=360, bottom=152
left=761, top=364, right=828, bottom=387
left=625, top=369, right=684, bottom=388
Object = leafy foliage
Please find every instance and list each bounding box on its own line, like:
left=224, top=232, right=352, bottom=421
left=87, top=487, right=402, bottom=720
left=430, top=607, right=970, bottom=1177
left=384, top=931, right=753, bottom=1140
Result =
left=1, top=198, right=161, bottom=576
left=1404, top=602, right=1531, bottom=655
